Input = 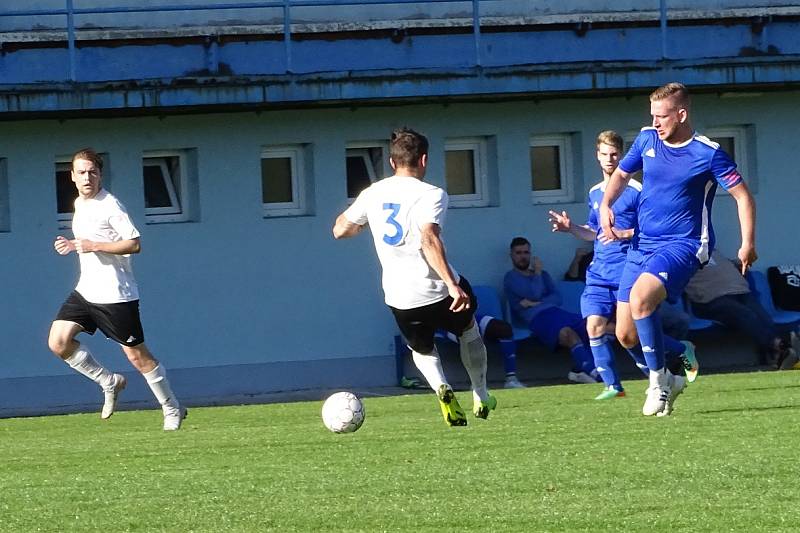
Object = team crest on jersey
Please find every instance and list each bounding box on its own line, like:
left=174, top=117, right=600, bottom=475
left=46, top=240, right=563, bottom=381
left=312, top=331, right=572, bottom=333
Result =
left=645, top=148, right=656, bottom=158
left=658, top=272, right=669, bottom=280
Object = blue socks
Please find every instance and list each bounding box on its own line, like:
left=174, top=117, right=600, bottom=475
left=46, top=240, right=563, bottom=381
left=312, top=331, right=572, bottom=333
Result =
left=590, top=335, right=622, bottom=391
left=570, top=343, right=596, bottom=375
left=625, top=343, right=651, bottom=377
left=634, top=311, right=665, bottom=372
left=663, top=334, right=685, bottom=367
left=499, top=339, right=517, bottom=376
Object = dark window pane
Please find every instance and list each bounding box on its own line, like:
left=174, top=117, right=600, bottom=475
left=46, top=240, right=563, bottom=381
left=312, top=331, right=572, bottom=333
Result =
left=261, top=157, right=293, bottom=204
left=710, top=136, right=736, bottom=162
left=530, top=145, right=561, bottom=191
left=346, top=156, right=372, bottom=198
left=445, top=150, right=476, bottom=195
left=56, top=166, right=77, bottom=214
left=143, top=164, right=173, bottom=208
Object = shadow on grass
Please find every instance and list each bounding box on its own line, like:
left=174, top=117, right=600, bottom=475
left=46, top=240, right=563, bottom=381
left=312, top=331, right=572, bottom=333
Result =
left=695, top=403, right=800, bottom=415
left=711, top=382, right=800, bottom=394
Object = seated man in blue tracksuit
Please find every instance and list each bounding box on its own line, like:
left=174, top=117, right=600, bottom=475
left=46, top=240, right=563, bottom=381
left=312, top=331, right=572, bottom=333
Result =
left=444, top=311, right=525, bottom=389
left=504, top=236, right=599, bottom=384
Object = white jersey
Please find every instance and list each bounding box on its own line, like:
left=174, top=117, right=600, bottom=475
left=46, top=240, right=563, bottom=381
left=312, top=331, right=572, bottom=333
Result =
left=344, top=175, right=459, bottom=310
left=72, top=189, right=141, bottom=304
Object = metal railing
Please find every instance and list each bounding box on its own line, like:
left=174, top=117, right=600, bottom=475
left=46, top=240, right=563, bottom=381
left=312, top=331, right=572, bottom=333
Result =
left=0, top=0, right=486, bottom=82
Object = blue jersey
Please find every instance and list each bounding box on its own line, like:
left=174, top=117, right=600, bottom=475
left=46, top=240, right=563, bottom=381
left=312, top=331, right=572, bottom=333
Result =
left=619, top=127, right=742, bottom=262
left=503, top=269, right=561, bottom=326
left=586, top=179, right=641, bottom=287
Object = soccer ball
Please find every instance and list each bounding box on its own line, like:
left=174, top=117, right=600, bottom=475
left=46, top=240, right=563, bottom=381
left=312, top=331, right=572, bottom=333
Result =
left=321, top=391, right=365, bottom=433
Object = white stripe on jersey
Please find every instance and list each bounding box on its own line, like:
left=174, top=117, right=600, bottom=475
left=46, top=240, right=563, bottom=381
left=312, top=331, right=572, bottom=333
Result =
left=694, top=134, right=721, bottom=150
left=696, top=180, right=714, bottom=263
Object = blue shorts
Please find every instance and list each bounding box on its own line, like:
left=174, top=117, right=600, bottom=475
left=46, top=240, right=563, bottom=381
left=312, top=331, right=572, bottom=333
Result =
left=529, top=307, right=586, bottom=351
left=580, top=284, right=618, bottom=320
left=618, top=241, right=701, bottom=304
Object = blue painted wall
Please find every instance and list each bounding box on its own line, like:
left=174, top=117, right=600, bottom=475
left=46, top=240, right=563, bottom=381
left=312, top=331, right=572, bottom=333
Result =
left=1, top=90, right=798, bottom=414
left=1, top=1, right=799, bottom=413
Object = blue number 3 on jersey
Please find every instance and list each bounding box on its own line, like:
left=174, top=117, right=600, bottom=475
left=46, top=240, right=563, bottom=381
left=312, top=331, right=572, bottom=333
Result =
left=382, top=203, right=403, bottom=245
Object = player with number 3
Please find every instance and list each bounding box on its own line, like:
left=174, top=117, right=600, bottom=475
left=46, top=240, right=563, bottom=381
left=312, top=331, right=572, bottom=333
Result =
left=333, top=127, right=496, bottom=426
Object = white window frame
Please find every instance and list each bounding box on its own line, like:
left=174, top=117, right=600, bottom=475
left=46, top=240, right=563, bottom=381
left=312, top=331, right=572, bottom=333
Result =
left=143, top=150, right=189, bottom=223
left=530, top=134, right=572, bottom=205
left=261, top=145, right=307, bottom=217
left=445, top=137, right=489, bottom=208
left=703, top=126, right=749, bottom=193
left=55, top=159, right=75, bottom=229
left=345, top=141, right=390, bottom=202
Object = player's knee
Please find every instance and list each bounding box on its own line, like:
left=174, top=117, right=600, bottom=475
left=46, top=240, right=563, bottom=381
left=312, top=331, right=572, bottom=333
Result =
left=630, top=287, right=663, bottom=317
left=585, top=322, right=606, bottom=339
left=123, top=343, right=156, bottom=367
left=616, top=327, right=638, bottom=349
left=47, top=332, right=71, bottom=357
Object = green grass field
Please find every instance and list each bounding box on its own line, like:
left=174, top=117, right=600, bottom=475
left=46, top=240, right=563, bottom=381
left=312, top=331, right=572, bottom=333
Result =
left=2, top=370, right=800, bottom=532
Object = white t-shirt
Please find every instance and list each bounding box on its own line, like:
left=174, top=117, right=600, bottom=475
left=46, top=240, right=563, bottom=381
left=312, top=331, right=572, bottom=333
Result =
left=72, top=189, right=141, bottom=304
left=344, top=175, right=459, bottom=310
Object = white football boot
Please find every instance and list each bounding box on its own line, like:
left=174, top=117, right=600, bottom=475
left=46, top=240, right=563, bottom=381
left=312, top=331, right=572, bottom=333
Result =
left=101, top=373, right=127, bottom=419
left=642, top=370, right=670, bottom=416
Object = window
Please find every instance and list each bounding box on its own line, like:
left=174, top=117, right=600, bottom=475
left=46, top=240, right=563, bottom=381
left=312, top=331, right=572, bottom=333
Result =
left=0, top=159, right=8, bottom=232
left=705, top=126, right=750, bottom=188
left=55, top=159, right=78, bottom=228
left=530, top=134, right=573, bottom=204
left=346, top=143, right=388, bottom=199
left=623, top=132, right=644, bottom=183
left=143, top=150, right=194, bottom=223
left=445, top=138, right=489, bottom=208
left=262, top=145, right=310, bottom=217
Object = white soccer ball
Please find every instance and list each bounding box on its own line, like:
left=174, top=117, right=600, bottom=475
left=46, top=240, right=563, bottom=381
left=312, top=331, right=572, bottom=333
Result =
left=321, top=391, right=365, bottom=433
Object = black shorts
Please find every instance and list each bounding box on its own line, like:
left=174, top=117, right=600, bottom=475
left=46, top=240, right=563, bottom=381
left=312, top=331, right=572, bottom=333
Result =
left=55, top=291, right=145, bottom=347
left=390, top=276, right=477, bottom=354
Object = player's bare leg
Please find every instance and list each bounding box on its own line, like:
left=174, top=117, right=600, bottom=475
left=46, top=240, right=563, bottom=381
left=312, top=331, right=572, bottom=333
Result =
left=48, top=320, right=125, bottom=419
left=122, top=343, right=186, bottom=430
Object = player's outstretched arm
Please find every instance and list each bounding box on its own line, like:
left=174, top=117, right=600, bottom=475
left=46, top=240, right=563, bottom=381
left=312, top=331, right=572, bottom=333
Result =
left=73, top=237, right=141, bottom=255
left=332, top=213, right=365, bottom=239
left=548, top=210, right=595, bottom=242
left=419, top=223, right=469, bottom=312
left=728, top=181, right=758, bottom=273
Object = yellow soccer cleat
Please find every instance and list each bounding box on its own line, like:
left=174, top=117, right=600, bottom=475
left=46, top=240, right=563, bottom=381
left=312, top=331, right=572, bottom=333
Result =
left=437, top=384, right=467, bottom=427
left=473, top=394, right=497, bottom=419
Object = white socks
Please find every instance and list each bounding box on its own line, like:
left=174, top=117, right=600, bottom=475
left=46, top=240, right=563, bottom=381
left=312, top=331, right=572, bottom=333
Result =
left=65, top=345, right=114, bottom=391
left=143, top=364, right=180, bottom=409
left=459, top=322, right=489, bottom=403
left=412, top=347, right=448, bottom=392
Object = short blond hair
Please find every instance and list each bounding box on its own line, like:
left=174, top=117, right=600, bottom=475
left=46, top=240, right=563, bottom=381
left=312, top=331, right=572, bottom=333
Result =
left=596, top=130, right=623, bottom=151
left=650, top=82, right=690, bottom=109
